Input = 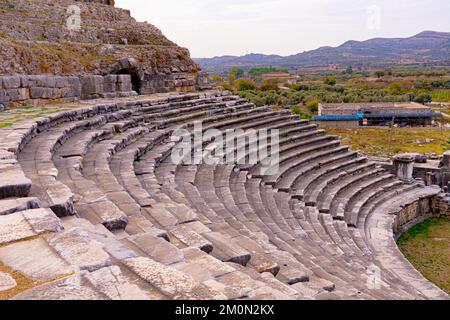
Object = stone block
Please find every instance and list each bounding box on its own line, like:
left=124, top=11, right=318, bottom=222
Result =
left=81, top=75, right=104, bottom=99
left=25, top=75, right=47, bottom=87
left=1, top=76, right=21, bottom=89
left=55, top=76, right=69, bottom=88
left=30, top=87, right=52, bottom=99
left=45, top=227, right=112, bottom=272
left=0, top=197, right=41, bottom=216
left=117, top=74, right=132, bottom=92
left=18, top=88, right=30, bottom=101
left=4, top=89, right=20, bottom=102
left=43, top=76, right=56, bottom=88
left=103, top=75, right=118, bottom=93
left=68, top=77, right=82, bottom=97
left=0, top=167, right=32, bottom=199
left=123, top=257, right=227, bottom=300
left=0, top=208, right=63, bottom=245
left=0, top=272, right=17, bottom=292
left=0, top=238, right=75, bottom=281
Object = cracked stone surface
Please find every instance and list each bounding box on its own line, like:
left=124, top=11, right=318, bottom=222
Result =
left=0, top=272, right=17, bottom=292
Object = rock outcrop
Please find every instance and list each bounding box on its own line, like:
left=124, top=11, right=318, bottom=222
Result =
left=0, top=0, right=206, bottom=94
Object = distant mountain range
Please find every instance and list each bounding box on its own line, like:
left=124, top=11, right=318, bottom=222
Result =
left=194, top=31, right=450, bottom=72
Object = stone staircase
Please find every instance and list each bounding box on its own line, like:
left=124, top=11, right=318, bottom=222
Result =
left=0, top=91, right=448, bottom=300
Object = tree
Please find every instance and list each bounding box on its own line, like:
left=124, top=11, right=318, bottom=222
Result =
left=260, top=79, right=279, bottom=91
left=306, top=98, right=319, bottom=113
left=227, top=67, right=244, bottom=84
left=414, top=93, right=432, bottom=104
left=291, top=83, right=310, bottom=91
left=234, top=79, right=257, bottom=91
left=324, top=76, right=336, bottom=86
left=388, top=82, right=409, bottom=95
left=374, top=70, right=385, bottom=78
left=344, top=66, right=353, bottom=75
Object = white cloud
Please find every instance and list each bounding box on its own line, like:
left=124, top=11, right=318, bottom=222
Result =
left=116, top=0, right=450, bottom=57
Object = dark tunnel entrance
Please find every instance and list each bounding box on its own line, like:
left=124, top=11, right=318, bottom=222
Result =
left=116, top=69, right=142, bottom=94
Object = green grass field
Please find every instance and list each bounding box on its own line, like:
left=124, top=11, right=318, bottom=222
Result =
left=325, top=127, right=450, bottom=156
left=397, top=217, right=450, bottom=294
left=432, top=90, right=450, bottom=103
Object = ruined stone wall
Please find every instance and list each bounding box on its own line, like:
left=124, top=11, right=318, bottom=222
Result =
left=432, top=194, right=450, bottom=216
left=0, top=74, right=136, bottom=106
left=391, top=191, right=450, bottom=239
left=0, top=75, right=81, bottom=106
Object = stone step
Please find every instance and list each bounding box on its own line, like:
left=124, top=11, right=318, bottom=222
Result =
left=0, top=208, right=63, bottom=245
left=124, top=233, right=184, bottom=266
left=122, top=257, right=227, bottom=300
left=0, top=197, right=41, bottom=216
left=11, top=266, right=150, bottom=300
left=202, top=232, right=251, bottom=266
left=301, top=158, right=371, bottom=204
left=0, top=160, right=32, bottom=199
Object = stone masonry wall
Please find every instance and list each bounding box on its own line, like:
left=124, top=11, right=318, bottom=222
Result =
left=0, top=74, right=136, bottom=107
left=0, top=75, right=81, bottom=107
left=432, top=193, right=450, bottom=216
left=393, top=192, right=449, bottom=238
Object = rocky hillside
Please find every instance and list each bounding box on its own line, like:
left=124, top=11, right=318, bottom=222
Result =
left=196, top=31, right=450, bottom=72
left=0, top=0, right=199, bottom=76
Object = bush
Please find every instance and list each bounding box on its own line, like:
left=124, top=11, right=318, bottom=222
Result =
left=414, top=93, right=432, bottom=104
left=290, top=105, right=301, bottom=115
left=291, top=83, right=310, bottom=91
left=374, top=71, right=385, bottom=78
left=388, top=82, right=410, bottom=95
left=218, top=82, right=234, bottom=92
left=306, top=98, right=319, bottom=113
left=324, top=76, right=337, bottom=86
left=211, top=75, right=222, bottom=82
left=260, top=79, right=279, bottom=91
left=234, top=79, right=257, bottom=91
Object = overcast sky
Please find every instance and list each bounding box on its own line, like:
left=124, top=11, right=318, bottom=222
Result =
left=115, top=0, right=450, bottom=58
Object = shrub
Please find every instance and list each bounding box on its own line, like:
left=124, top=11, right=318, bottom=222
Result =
left=414, top=93, right=432, bottom=104
left=324, top=77, right=337, bottom=86
left=306, top=98, right=319, bottom=113
left=374, top=71, right=385, bottom=78
left=388, top=82, right=410, bottom=95
left=260, top=79, right=279, bottom=91
left=218, top=82, right=234, bottom=92
left=290, top=105, right=301, bottom=115
left=234, top=79, right=257, bottom=91
left=291, top=83, right=310, bottom=91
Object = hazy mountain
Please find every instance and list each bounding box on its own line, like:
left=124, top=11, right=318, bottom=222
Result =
left=195, top=31, right=450, bottom=72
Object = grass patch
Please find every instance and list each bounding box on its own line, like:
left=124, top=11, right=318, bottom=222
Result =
left=432, top=90, right=450, bottom=103
left=397, top=216, right=450, bottom=294
left=0, top=122, right=14, bottom=129
left=325, top=127, right=450, bottom=156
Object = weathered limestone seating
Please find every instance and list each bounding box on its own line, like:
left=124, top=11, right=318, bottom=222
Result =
left=0, top=90, right=449, bottom=300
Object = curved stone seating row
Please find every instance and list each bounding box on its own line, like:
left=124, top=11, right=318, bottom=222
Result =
left=64, top=92, right=306, bottom=298
left=148, top=100, right=446, bottom=300
left=156, top=124, right=406, bottom=298
left=2, top=92, right=285, bottom=299
left=0, top=91, right=447, bottom=300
